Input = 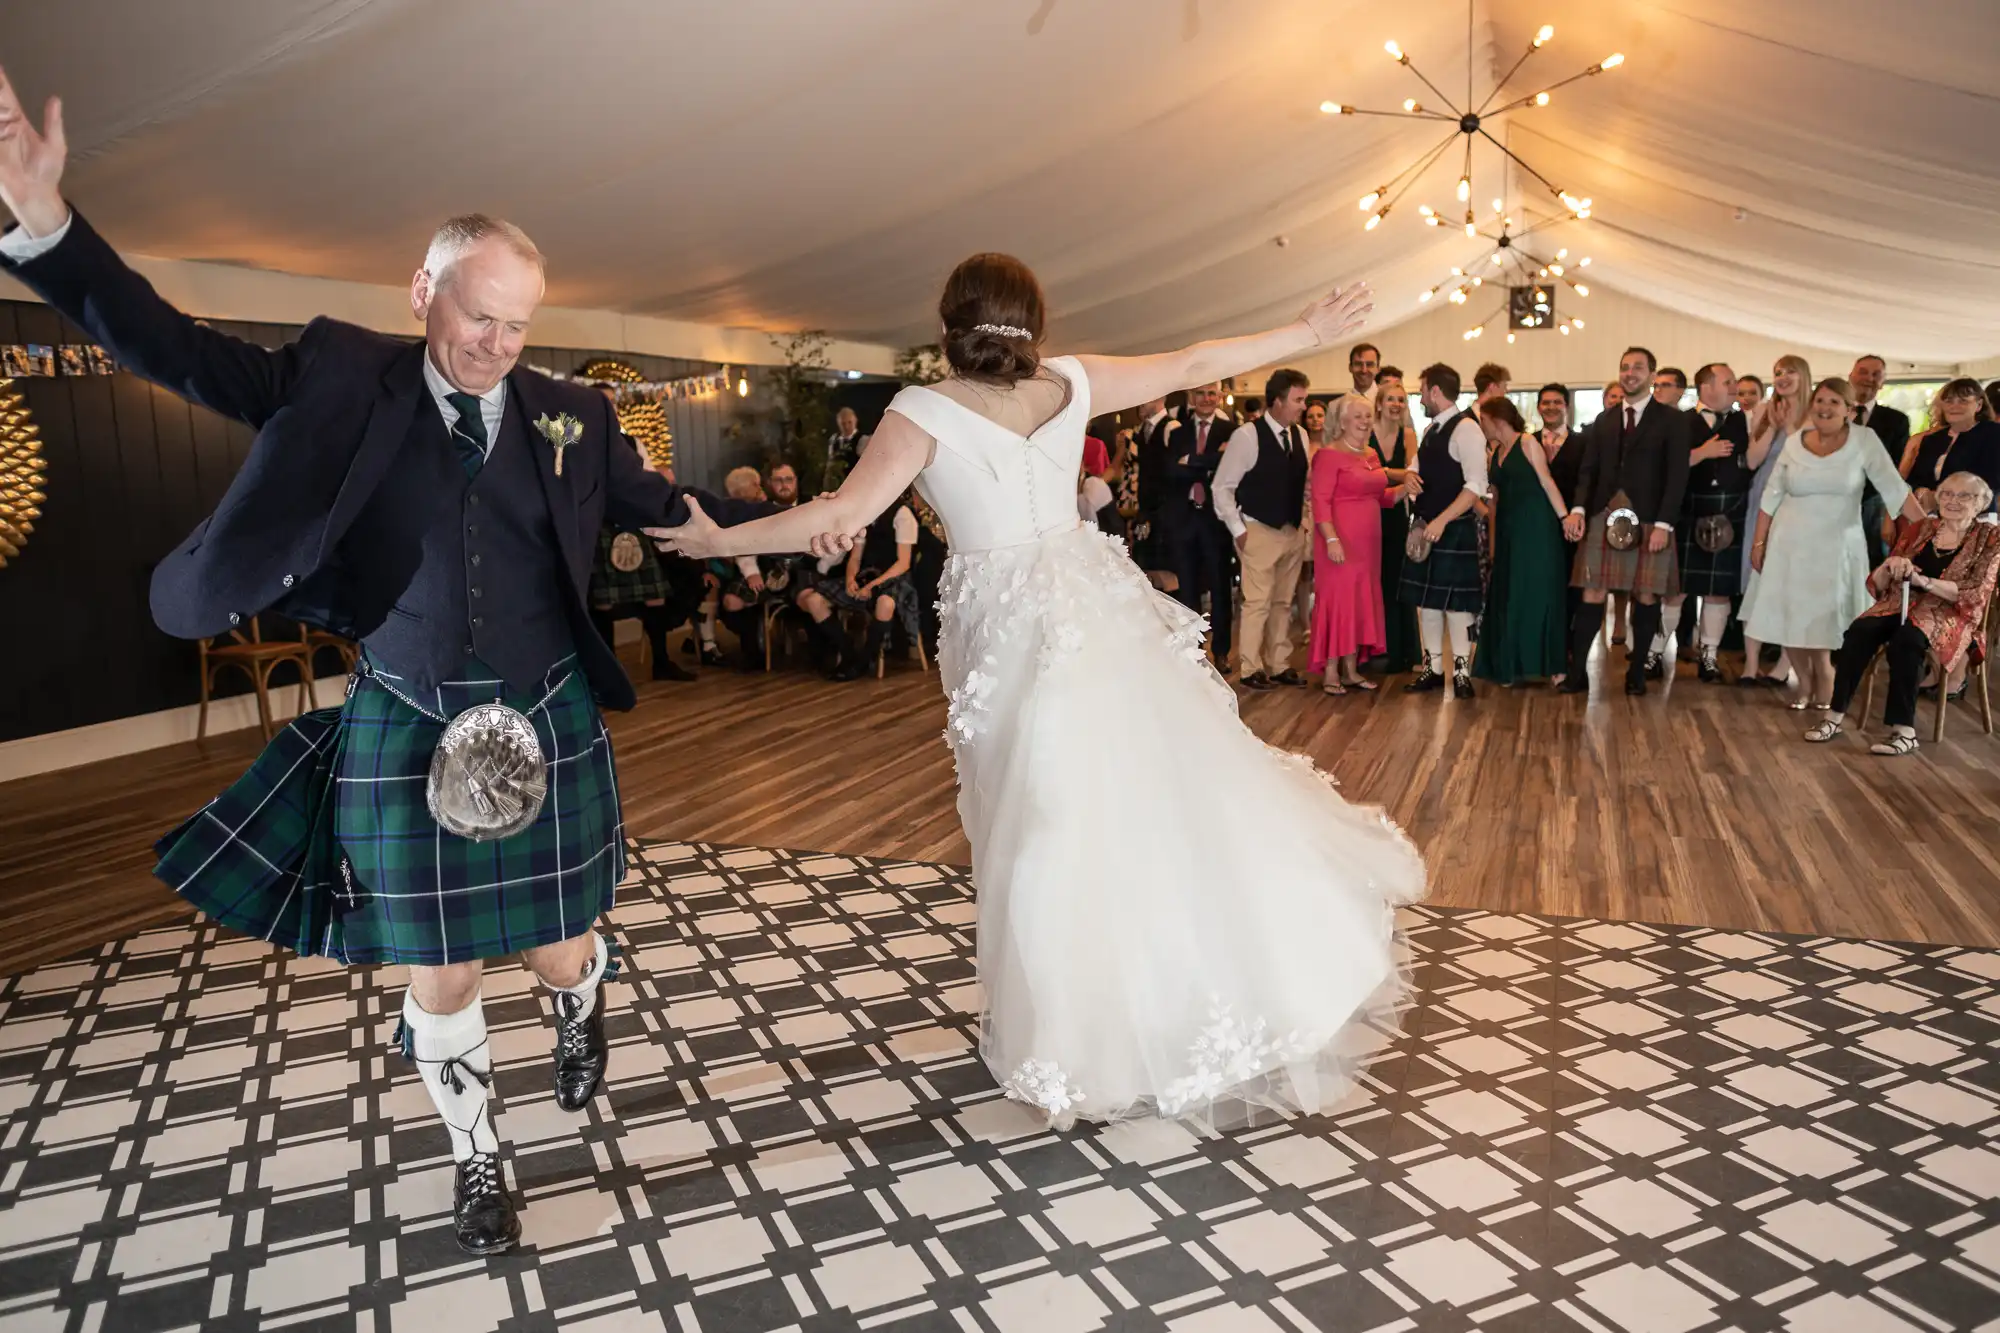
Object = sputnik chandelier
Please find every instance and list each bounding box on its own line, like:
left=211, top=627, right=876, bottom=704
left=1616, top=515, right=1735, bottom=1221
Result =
left=1319, top=2, right=1621, bottom=235
left=1416, top=210, right=1594, bottom=342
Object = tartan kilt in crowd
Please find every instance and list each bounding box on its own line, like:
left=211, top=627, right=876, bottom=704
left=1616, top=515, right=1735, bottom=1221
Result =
left=814, top=570, right=923, bottom=641
left=1573, top=510, right=1682, bottom=598
left=1397, top=516, right=1484, bottom=613
left=1675, top=490, right=1748, bottom=598
left=588, top=525, right=672, bottom=607
left=721, top=555, right=807, bottom=606
left=154, top=654, right=623, bottom=966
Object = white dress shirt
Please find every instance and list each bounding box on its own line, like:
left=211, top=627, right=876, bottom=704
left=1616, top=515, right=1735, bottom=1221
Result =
left=1212, top=418, right=1302, bottom=539
left=1411, top=414, right=1490, bottom=503
left=0, top=211, right=71, bottom=262
left=422, top=350, right=507, bottom=456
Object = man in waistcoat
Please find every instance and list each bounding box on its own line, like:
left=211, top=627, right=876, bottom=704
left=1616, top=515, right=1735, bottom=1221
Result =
left=0, top=71, right=756, bottom=1256
left=1214, top=367, right=1313, bottom=690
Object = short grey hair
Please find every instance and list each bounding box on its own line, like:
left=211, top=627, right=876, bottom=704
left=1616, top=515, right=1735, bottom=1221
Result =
left=1939, top=470, right=1993, bottom=511
left=1334, top=394, right=1373, bottom=431
left=423, top=213, right=545, bottom=291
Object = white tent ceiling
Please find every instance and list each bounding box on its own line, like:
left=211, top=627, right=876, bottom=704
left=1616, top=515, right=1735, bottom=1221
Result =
left=7, top=0, right=1998, bottom=361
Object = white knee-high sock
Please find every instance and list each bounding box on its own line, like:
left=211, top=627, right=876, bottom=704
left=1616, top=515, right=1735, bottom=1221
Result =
left=1699, top=599, right=1731, bottom=650
left=1418, top=608, right=1445, bottom=664
left=1656, top=596, right=1685, bottom=656
left=1444, top=611, right=1475, bottom=661
left=400, top=991, right=498, bottom=1163
left=543, top=932, right=613, bottom=1021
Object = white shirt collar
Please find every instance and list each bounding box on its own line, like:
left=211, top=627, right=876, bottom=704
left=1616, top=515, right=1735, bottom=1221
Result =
left=1145, top=408, right=1167, bottom=428
left=423, top=349, right=508, bottom=450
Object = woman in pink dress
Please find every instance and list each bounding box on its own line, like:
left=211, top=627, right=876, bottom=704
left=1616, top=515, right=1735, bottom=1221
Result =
left=1311, top=395, right=1420, bottom=693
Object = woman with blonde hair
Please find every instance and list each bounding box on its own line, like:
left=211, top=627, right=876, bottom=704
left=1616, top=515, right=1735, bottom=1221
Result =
left=1741, top=377, right=1928, bottom=709
left=1900, top=377, right=2000, bottom=515
left=1737, top=354, right=1811, bottom=686
left=1369, top=378, right=1423, bottom=672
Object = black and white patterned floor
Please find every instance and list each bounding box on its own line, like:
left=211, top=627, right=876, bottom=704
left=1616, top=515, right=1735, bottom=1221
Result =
left=2, top=841, right=1998, bottom=1333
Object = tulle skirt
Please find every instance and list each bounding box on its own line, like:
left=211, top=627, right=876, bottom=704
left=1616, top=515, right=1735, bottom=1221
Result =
left=936, top=526, right=1427, bottom=1131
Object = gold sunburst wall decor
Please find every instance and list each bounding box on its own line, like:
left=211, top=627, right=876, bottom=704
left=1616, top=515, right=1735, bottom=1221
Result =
left=578, top=358, right=674, bottom=474
left=0, top=378, right=46, bottom=569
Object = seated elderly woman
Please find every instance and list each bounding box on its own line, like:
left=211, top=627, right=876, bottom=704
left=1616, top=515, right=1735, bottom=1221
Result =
left=1806, top=472, right=2000, bottom=756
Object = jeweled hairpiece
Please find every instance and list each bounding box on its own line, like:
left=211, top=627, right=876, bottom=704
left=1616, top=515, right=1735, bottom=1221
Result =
left=972, top=323, right=1032, bottom=339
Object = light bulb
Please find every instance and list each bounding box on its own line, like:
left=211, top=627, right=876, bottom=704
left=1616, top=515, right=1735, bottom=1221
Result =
left=737, top=377, right=750, bottom=397
left=1577, top=206, right=1592, bottom=219
left=1359, top=190, right=1381, bottom=211
left=1450, top=267, right=1464, bottom=276
left=1320, top=100, right=1345, bottom=114
left=1601, top=52, right=1624, bottom=69
left=1419, top=290, right=1434, bottom=302
left=1365, top=212, right=1382, bottom=231
left=1385, top=40, right=1404, bottom=60
left=1456, top=176, right=1471, bottom=202
left=1535, top=91, right=1550, bottom=106
left=1539, top=267, right=1549, bottom=277
left=1465, top=221, right=1478, bottom=237
left=1449, top=290, right=1466, bottom=304
left=1535, top=24, right=1554, bottom=45
left=1559, top=192, right=1582, bottom=211
left=1572, top=318, right=1584, bottom=329
left=1575, top=283, right=1590, bottom=296
left=1578, top=256, right=1591, bottom=266
left=1551, top=263, right=1565, bottom=276
left=1226, top=394, right=1235, bottom=406
left=1490, top=253, right=1504, bottom=265
left=1425, top=215, right=1442, bottom=226
left=1403, top=98, right=1420, bottom=113
left=1559, top=324, right=1570, bottom=335
left=1471, top=276, right=1484, bottom=287
left=1507, top=332, right=1517, bottom=344
left=1492, top=198, right=1504, bottom=214
left=1418, top=204, right=1435, bottom=217
left=1556, top=248, right=1569, bottom=259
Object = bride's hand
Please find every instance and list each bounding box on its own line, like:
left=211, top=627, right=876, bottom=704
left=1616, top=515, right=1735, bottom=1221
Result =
left=644, top=495, right=727, bottom=559
left=1299, top=283, right=1374, bottom=348
left=809, top=529, right=862, bottom=561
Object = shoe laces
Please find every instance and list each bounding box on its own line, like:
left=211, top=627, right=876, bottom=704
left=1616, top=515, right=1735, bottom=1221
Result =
left=555, top=991, right=594, bottom=1057
left=460, top=1152, right=503, bottom=1199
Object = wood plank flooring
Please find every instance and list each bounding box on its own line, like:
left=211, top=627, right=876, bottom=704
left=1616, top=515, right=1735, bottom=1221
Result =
left=3, top=639, right=1998, bottom=978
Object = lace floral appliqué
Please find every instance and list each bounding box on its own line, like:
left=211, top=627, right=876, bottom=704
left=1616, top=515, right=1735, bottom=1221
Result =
left=1004, top=1058, right=1085, bottom=1116
left=1158, top=999, right=1322, bottom=1116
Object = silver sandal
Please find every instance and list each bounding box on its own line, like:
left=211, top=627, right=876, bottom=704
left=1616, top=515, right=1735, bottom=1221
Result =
left=1869, top=734, right=1920, bottom=757
left=1804, top=720, right=1843, bottom=743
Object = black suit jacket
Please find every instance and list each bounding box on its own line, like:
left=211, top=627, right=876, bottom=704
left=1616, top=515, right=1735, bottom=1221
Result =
left=1572, top=398, right=1691, bottom=526
left=0, top=212, right=753, bottom=711
left=1856, top=402, right=1910, bottom=466
left=1539, top=428, right=1584, bottom=510
left=1154, top=415, right=1233, bottom=534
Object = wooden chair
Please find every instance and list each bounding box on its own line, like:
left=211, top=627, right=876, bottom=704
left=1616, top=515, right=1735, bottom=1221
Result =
left=1859, top=595, right=1996, bottom=743
left=198, top=615, right=314, bottom=741
left=302, top=628, right=357, bottom=707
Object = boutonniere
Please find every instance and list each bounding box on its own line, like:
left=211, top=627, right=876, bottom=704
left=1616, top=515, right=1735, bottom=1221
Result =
left=534, top=412, right=584, bottom=477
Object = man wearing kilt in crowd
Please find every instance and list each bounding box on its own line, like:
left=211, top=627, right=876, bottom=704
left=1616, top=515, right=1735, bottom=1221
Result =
left=1399, top=364, right=1490, bottom=699
left=1561, top=347, right=1693, bottom=697
left=1652, top=363, right=1749, bottom=683
left=587, top=387, right=702, bottom=682
left=0, top=74, right=757, bottom=1256
left=797, top=489, right=924, bottom=681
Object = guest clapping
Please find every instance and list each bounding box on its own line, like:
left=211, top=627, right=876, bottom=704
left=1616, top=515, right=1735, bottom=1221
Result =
left=1807, top=474, right=2000, bottom=755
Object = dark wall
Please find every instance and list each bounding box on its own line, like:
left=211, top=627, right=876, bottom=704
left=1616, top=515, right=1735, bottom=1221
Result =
left=0, top=299, right=748, bottom=743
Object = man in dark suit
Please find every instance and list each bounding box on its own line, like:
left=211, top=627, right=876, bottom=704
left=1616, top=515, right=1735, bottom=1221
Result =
left=1851, top=354, right=1911, bottom=567
left=1131, top=395, right=1171, bottom=572
left=1559, top=347, right=1691, bottom=697
left=0, top=70, right=753, bottom=1256
left=1156, top=381, right=1237, bottom=672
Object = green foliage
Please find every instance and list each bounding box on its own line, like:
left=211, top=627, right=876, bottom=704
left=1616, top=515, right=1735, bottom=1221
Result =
left=765, top=331, right=835, bottom=494
left=895, top=344, right=948, bottom=386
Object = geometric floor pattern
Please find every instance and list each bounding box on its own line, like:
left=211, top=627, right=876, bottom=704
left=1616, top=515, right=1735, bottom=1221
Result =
left=1, top=841, right=1998, bottom=1333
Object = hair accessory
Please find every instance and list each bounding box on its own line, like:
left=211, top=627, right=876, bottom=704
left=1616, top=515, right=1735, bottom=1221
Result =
left=972, top=323, right=1032, bottom=339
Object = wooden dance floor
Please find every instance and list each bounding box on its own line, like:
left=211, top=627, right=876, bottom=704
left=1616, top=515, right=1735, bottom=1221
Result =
left=3, top=641, right=1999, bottom=980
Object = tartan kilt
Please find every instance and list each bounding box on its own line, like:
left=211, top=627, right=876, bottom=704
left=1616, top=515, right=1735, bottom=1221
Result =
left=1573, top=511, right=1681, bottom=598
left=1675, top=490, right=1748, bottom=598
left=154, top=656, right=623, bottom=966
left=588, top=526, right=672, bottom=607
left=814, top=570, right=923, bottom=641
left=1397, top=516, right=1484, bottom=613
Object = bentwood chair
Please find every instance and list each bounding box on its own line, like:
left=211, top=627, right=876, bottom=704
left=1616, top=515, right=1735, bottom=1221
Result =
left=198, top=615, right=314, bottom=741
left=1860, top=592, right=1996, bottom=743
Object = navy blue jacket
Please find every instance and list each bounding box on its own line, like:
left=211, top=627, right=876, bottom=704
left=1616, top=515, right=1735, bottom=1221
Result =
left=0, top=211, right=751, bottom=710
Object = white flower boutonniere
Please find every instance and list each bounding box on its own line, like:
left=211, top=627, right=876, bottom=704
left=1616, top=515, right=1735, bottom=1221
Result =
left=534, top=411, right=584, bottom=477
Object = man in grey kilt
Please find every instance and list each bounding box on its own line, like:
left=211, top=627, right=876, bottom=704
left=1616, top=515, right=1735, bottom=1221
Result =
left=0, top=72, right=752, bottom=1254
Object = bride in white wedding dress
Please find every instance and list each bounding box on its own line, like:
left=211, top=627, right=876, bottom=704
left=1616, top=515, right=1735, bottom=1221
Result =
left=656, top=255, right=1427, bottom=1129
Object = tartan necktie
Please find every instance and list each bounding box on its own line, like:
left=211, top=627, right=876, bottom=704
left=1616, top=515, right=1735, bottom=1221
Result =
left=446, top=391, right=489, bottom=479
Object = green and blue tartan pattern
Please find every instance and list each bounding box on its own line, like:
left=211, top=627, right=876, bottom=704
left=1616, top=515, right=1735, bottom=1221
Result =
left=154, top=655, right=624, bottom=966
left=1397, top=515, right=1485, bottom=614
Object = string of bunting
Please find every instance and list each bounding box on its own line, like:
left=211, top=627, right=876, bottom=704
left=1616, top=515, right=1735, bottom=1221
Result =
left=0, top=344, right=117, bottom=377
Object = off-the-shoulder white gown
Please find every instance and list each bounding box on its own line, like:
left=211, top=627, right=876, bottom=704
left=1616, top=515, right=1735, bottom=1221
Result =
left=889, top=357, right=1427, bottom=1130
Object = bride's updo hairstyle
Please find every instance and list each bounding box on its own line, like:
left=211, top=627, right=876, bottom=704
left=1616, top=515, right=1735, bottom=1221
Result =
left=939, top=253, right=1046, bottom=386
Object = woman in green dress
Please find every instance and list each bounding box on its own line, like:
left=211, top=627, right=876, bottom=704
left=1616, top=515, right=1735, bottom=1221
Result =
left=1473, top=397, right=1573, bottom=685
left=1370, top=379, right=1422, bottom=673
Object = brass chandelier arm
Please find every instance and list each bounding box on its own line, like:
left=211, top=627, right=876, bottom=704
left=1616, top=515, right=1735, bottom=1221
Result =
left=1398, top=57, right=1466, bottom=120
left=1475, top=126, right=1569, bottom=200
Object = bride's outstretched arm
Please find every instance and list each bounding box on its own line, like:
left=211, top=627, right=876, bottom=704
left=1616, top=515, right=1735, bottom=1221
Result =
left=647, top=410, right=933, bottom=559
left=1074, top=283, right=1373, bottom=416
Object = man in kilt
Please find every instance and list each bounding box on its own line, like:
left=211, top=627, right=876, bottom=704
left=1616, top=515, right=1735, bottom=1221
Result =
left=0, top=74, right=753, bottom=1256
left=1654, top=363, right=1749, bottom=683
left=1560, top=347, right=1692, bottom=697
left=1399, top=364, right=1490, bottom=699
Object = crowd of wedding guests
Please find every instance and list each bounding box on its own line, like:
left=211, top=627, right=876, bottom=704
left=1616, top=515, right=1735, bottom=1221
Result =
left=589, top=355, right=2000, bottom=759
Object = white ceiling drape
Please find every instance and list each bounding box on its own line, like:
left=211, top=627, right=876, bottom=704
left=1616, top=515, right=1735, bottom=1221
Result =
left=6, top=0, right=1997, bottom=361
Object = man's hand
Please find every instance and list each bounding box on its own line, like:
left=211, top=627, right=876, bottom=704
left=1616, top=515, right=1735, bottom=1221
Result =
left=644, top=495, right=727, bottom=560
left=746, top=572, right=765, bottom=595
left=1692, top=439, right=1734, bottom=464
left=1426, top=518, right=1448, bottom=543
left=0, top=67, right=69, bottom=238
left=1646, top=527, right=1670, bottom=554
left=1563, top=512, right=1586, bottom=542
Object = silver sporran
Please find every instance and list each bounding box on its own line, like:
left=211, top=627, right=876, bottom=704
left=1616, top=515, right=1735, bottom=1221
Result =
left=427, top=702, right=548, bottom=841
left=1694, top=512, right=1735, bottom=554
left=608, top=531, right=646, bottom=572
left=1605, top=507, right=1642, bottom=551
left=1405, top=524, right=1435, bottom=563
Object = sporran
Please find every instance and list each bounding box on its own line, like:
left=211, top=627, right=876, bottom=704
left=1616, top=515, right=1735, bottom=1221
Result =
left=608, top=531, right=646, bottom=572
left=1405, top=525, right=1434, bottom=563
left=427, top=703, right=549, bottom=841
left=1694, top=512, right=1735, bottom=554
left=1605, top=506, right=1641, bottom=552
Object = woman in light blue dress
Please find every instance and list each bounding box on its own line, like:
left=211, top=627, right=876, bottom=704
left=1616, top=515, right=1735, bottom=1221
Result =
left=1738, top=356, right=1810, bottom=687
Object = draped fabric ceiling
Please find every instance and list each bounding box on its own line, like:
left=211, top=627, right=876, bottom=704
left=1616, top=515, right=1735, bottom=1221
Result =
left=9, top=0, right=1999, bottom=362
